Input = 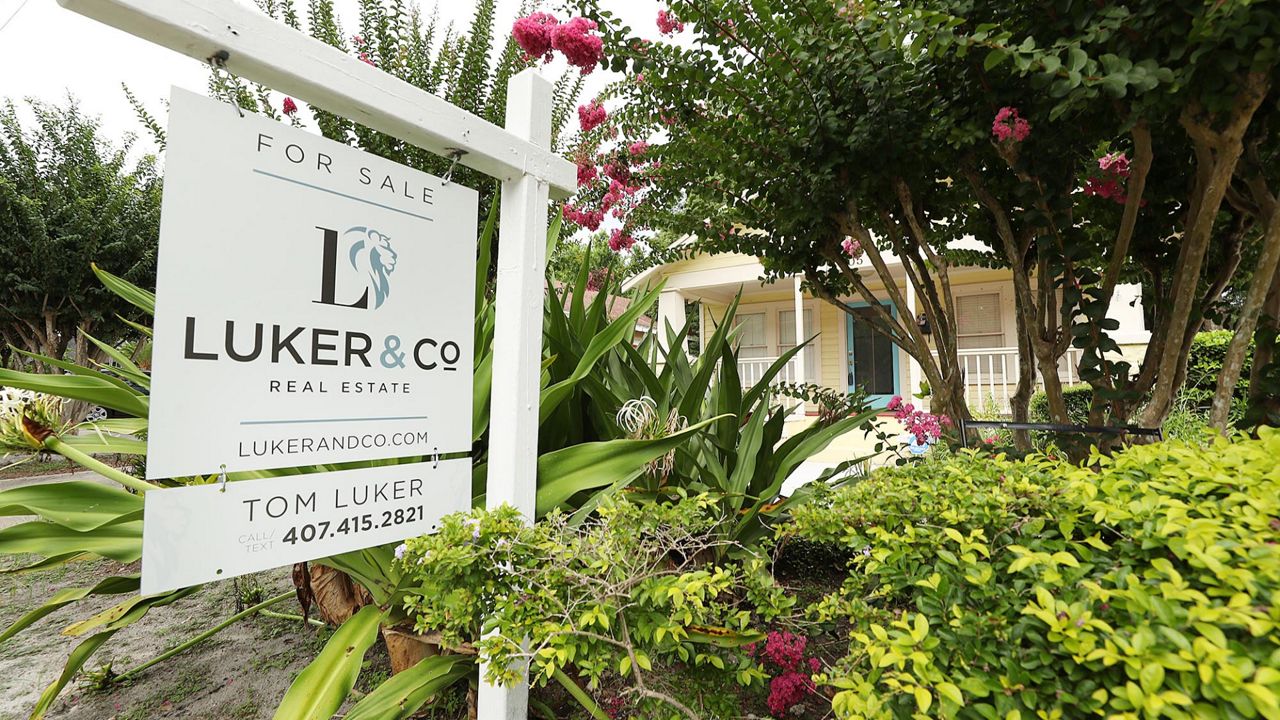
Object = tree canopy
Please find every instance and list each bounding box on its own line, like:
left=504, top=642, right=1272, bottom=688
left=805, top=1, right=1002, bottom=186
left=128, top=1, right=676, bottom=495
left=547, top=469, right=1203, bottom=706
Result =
left=565, top=0, right=1280, bottom=428
left=0, top=97, right=161, bottom=375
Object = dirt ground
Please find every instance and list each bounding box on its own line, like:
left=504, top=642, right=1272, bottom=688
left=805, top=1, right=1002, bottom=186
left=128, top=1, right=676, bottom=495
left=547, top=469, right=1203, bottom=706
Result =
left=0, top=555, right=341, bottom=720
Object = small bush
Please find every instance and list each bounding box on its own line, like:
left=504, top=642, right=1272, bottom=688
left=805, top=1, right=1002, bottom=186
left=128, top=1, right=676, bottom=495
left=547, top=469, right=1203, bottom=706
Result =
left=1184, top=330, right=1252, bottom=409
left=787, top=433, right=1280, bottom=719
left=1028, top=384, right=1093, bottom=424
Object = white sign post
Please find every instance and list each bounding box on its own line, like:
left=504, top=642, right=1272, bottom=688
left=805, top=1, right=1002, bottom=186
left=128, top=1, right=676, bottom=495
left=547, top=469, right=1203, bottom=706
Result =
left=58, top=1, right=576, bottom=717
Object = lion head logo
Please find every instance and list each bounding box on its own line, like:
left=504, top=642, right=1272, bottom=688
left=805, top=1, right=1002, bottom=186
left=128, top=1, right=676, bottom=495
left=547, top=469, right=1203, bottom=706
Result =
left=343, top=227, right=397, bottom=309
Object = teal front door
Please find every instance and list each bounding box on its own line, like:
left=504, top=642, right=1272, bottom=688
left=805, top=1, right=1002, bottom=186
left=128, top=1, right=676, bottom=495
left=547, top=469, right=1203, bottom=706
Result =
left=846, top=304, right=900, bottom=407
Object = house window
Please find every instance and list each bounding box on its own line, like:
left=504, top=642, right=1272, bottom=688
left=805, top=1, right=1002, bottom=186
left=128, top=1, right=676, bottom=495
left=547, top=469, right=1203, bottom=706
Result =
left=778, top=308, right=818, bottom=381
left=955, top=292, right=1004, bottom=348
left=733, top=312, right=769, bottom=358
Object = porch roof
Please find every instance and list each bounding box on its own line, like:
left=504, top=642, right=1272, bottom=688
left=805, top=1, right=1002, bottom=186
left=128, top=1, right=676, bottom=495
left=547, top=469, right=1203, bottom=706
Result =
left=623, top=235, right=994, bottom=299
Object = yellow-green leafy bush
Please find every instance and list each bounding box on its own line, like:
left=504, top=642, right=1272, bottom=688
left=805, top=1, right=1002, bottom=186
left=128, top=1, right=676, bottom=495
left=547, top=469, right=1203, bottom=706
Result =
left=787, top=431, right=1280, bottom=719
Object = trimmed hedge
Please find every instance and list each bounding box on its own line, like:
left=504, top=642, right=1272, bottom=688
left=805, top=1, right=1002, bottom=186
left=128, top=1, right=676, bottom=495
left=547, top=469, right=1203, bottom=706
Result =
left=1028, top=383, right=1092, bottom=423
left=788, top=432, right=1280, bottom=719
left=1184, top=330, right=1252, bottom=409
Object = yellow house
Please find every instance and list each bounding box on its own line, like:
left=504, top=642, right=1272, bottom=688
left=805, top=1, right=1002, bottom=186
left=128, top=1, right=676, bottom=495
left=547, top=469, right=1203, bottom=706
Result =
left=623, top=239, right=1152, bottom=416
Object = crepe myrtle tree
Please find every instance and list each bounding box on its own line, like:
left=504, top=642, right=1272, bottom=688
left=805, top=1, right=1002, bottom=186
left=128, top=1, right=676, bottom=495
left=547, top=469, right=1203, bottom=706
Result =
left=562, top=0, right=983, bottom=424
left=893, top=0, right=1280, bottom=430
left=568, top=0, right=1279, bottom=429
left=0, top=98, right=160, bottom=382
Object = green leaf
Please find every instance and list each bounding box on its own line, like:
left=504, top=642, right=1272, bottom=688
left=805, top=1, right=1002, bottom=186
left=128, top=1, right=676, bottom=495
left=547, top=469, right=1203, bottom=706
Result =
left=1067, top=46, right=1087, bottom=72
left=343, top=654, right=473, bottom=720
left=535, top=416, right=726, bottom=517
left=92, top=263, right=154, bottom=315
left=0, top=519, right=142, bottom=562
left=0, top=368, right=149, bottom=418
left=273, top=605, right=387, bottom=720
left=539, top=282, right=663, bottom=422
left=983, top=49, right=1008, bottom=70
left=0, top=480, right=142, bottom=530
left=58, top=433, right=148, bottom=456
left=30, top=631, right=118, bottom=719
left=938, top=681, right=964, bottom=705
left=0, top=575, right=139, bottom=645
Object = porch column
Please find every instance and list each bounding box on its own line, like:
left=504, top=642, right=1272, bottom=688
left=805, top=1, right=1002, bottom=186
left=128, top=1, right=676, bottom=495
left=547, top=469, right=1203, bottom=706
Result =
left=656, top=289, right=686, bottom=360
left=905, top=281, right=921, bottom=407
left=792, top=276, right=807, bottom=418
left=792, top=275, right=806, bottom=385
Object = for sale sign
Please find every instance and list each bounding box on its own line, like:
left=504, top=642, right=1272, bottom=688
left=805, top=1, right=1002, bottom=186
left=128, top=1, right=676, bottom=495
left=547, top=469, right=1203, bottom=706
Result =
left=146, top=88, right=476, bottom=478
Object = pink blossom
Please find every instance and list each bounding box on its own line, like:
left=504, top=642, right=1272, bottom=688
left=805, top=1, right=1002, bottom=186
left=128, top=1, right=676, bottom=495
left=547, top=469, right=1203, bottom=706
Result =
left=890, top=400, right=949, bottom=444
left=657, top=9, right=684, bottom=35
left=282, top=97, right=298, bottom=116
left=577, top=99, right=607, bottom=133
left=628, top=141, right=649, bottom=156
left=576, top=160, right=598, bottom=187
left=358, top=52, right=374, bottom=66
left=1098, top=151, right=1131, bottom=178
left=551, top=17, right=604, bottom=74
left=992, top=106, right=1030, bottom=143
left=512, top=12, right=558, bottom=62
left=762, top=630, right=807, bottom=671
left=604, top=162, right=632, bottom=185
left=563, top=204, right=603, bottom=231
left=767, top=671, right=815, bottom=716
left=608, top=228, right=635, bottom=252
left=1084, top=177, right=1126, bottom=204
left=841, top=237, right=862, bottom=258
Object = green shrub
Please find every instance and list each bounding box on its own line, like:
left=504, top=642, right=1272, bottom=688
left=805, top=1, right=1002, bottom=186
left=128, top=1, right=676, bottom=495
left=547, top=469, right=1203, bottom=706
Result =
left=1184, top=330, right=1252, bottom=409
left=398, top=496, right=792, bottom=717
left=1028, top=384, right=1093, bottom=424
left=787, top=432, right=1280, bottom=719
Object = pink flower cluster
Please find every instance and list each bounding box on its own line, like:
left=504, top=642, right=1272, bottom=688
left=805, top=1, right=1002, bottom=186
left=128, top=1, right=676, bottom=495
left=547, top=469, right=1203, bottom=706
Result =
left=887, top=395, right=951, bottom=443
left=282, top=97, right=298, bottom=116
left=578, top=99, right=608, bottom=133
left=513, top=13, right=604, bottom=74
left=841, top=237, right=863, bottom=259
left=1084, top=151, right=1134, bottom=204
left=563, top=204, right=604, bottom=231
left=577, top=160, right=598, bottom=187
left=512, top=12, right=558, bottom=61
left=608, top=228, right=635, bottom=251
left=628, top=140, right=649, bottom=156
left=991, top=106, right=1030, bottom=143
left=657, top=9, right=684, bottom=35
left=755, top=630, right=820, bottom=718
left=352, top=33, right=374, bottom=66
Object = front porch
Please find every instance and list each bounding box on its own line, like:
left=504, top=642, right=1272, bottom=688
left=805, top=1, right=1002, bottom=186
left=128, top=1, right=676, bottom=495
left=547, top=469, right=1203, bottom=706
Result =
left=633, top=251, right=1116, bottom=417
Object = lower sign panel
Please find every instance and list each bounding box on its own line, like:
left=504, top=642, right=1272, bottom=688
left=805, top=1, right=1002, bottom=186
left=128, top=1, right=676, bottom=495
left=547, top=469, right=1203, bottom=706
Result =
left=141, top=459, right=470, bottom=595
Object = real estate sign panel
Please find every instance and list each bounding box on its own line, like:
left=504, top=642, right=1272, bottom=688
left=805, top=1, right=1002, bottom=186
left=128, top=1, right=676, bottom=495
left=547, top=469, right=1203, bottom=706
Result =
left=140, top=88, right=476, bottom=594
left=147, top=88, right=476, bottom=479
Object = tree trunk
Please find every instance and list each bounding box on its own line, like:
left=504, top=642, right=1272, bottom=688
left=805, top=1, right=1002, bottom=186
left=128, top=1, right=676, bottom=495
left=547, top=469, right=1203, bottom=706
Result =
left=1009, top=302, right=1037, bottom=450
left=1249, top=262, right=1280, bottom=401
left=1210, top=202, right=1280, bottom=429
left=1141, top=75, right=1270, bottom=426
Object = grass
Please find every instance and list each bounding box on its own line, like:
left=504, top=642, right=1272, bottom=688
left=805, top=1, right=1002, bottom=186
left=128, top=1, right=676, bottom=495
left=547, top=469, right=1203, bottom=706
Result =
left=0, top=456, right=79, bottom=481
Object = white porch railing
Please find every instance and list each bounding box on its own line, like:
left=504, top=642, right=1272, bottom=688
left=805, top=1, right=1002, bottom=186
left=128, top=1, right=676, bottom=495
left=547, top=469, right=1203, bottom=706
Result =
left=957, top=346, right=1082, bottom=415
left=736, top=356, right=802, bottom=386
